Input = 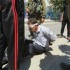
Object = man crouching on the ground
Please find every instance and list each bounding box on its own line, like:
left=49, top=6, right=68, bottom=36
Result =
left=25, top=19, right=57, bottom=55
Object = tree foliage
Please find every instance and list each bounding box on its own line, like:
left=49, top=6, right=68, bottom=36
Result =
left=49, top=0, right=65, bottom=12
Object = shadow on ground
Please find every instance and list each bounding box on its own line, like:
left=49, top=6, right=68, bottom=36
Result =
left=59, top=45, right=70, bottom=55
left=19, top=45, right=70, bottom=70
left=19, top=56, right=31, bottom=70
left=39, top=45, right=70, bottom=70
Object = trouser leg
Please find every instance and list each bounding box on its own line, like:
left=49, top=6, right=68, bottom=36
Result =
left=61, top=20, right=66, bottom=35
left=18, top=17, right=24, bottom=69
left=23, top=39, right=33, bottom=57
left=7, top=24, right=20, bottom=70
left=7, top=17, right=24, bottom=70
left=24, top=41, right=44, bottom=55
left=7, top=23, right=14, bottom=70
left=67, top=20, right=70, bottom=37
left=29, top=43, right=45, bottom=54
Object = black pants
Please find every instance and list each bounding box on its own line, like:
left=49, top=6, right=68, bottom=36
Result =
left=24, top=39, right=45, bottom=55
left=2, top=0, right=24, bottom=70
left=61, top=20, right=70, bottom=37
left=29, top=43, right=45, bottom=54
left=3, top=19, right=24, bottom=70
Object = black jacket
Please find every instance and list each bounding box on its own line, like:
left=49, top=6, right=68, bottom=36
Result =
left=1, top=0, right=24, bottom=70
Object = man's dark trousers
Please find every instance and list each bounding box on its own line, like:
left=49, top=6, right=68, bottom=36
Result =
left=61, top=19, right=70, bottom=37
left=2, top=0, right=24, bottom=70
left=24, top=40, right=45, bottom=55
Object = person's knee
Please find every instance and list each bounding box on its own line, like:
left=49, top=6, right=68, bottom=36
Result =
left=29, top=44, right=34, bottom=55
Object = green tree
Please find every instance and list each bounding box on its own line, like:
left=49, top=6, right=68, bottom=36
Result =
left=49, top=0, right=64, bottom=12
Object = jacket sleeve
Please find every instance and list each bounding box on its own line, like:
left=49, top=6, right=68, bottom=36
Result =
left=42, top=27, right=57, bottom=42
left=41, top=0, right=46, bottom=18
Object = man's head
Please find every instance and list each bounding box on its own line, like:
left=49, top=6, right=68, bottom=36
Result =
left=40, top=17, right=45, bottom=23
left=28, top=18, right=39, bottom=32
left=28, top=18, right=37, bottom=25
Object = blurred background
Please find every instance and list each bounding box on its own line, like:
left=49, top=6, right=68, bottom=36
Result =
left=24, top=0, right=65, bottom=21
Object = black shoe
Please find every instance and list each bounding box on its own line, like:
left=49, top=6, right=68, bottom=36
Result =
left=49, top=42, right=52, bottom=46
left=67, top=37, right=70, bottom=42
left=60, top=34, right=64, bottom=38
left=44, top=47, right=53, bottom=53
left=57, top=34, right=63, bottom=38
left=28, top=34, right=32, bottom=37
left=60, top=63, right=70, bottom=70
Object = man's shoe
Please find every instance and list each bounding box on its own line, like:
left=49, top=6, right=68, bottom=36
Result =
left=67, top=37, right=70, bottom=42
left=49, top=42, right=52, bottom=46
left=57, top=34, right=64, bottom=38
left=46, top=47, right=53, bottom=51
left=60, top=63, right=70, bottom=70
left=44, top=47, right=53, bottom=52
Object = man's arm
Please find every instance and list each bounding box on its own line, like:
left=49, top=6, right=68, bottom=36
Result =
left=42, top=27, right=57, bottom=42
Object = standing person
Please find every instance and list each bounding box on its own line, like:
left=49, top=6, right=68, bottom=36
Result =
left=26, top=0, right=46, bottom=36
left=60, top=0, right=70, bottom=41
left=60, top=0, right=70, bottom=69
left=0, top=3, right=8, bottom=70
left=25, top=19, right=57, bottom=55
left=2, top=0, right=24, bottom=70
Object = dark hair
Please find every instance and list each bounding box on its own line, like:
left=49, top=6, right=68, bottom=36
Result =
left=28, top=18, right=38, bottom=24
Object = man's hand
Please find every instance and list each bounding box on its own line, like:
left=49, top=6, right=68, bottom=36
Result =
left=26, top=8, right=30, bottom=13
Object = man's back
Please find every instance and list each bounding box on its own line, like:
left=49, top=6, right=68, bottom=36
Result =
left=26, top=0, right=46, bottom=19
